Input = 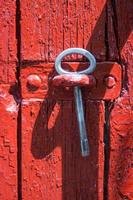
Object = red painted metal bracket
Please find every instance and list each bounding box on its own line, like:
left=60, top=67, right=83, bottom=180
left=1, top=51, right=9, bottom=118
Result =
left=21, top=62, right=122, bottom=100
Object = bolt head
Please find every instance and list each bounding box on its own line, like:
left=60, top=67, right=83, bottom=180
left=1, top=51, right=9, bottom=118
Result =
left=27, top=74, right=42, bottom=91
left=104, top=76, right=116, bottom=88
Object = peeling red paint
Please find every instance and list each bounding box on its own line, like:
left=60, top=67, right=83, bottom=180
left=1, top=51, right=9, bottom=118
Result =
left=0, top=86, right=17, bottom=199
left=21, top=100, right=104, bottom=200
left=107, top=1, right=133, bottom=200
left=0, top=0, right=132, bottom=200
left=0, top=0, right=17, bottom=199
left=108, top=94, right=133, bottom=200
left=52, top=74, right=96, bottom=87
left=21, top=62, right=121, bottom=100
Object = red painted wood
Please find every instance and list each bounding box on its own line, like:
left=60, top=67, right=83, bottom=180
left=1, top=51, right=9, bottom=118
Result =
left=20, top=62, right=121, bottom=100
left=0, top=85, right=18, bottom=200
left=0, top=0, right=132, bottom=199
left=108, top=95, right=133, bottom=200
left=0, top=0, right=17, bottom=84
left=19, top=1, right=132, bottom=200
left=21, top=99, right=104, bottom=200
left=107, top=1, right=133, bottom=200
left=20, top=0, right=107, bottom=61
left=0, top=0, right=18, bottom=199
left=20, top=1, right=123, bottom=199
left=106, top=0, right=119, bottom=60
left=0, top=1, right=17, bottom=63
left=20, top=2, right=108, bottom=199
left=52, top=74, right=96, bottom=87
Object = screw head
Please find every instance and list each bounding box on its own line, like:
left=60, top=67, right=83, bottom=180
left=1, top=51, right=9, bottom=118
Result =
left=27, top=74, right=42, bottom=91
left=104, top=76, right=116, bottom=88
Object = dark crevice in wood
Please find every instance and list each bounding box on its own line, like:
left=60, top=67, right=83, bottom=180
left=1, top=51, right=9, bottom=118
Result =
left=16, top=0, right=22, bottom=200
left=103, top=101, right=115, bottom=200
left=16, top=1, right=21, bottom=64
left=20, top=60, right=116, bottom=68
left=103, top=102, right=110, bottom=200
left=103, top=4, right=111, bottom=200
left=21, top=60, right=51, bottom=67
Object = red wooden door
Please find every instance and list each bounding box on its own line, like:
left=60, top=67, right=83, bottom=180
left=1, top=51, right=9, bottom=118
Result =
left=0, top=1, right=132, bottom=200
left=20, top=1, right=106, bottom=199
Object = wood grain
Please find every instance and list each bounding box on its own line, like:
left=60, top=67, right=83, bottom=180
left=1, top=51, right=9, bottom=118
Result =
left=21, top=0, right=107, bottom=61
left=108, top=1, right=133, bottom=199
left=0, top=0, right=17, bottom=199
left=21, top=99, right=104, bottom=200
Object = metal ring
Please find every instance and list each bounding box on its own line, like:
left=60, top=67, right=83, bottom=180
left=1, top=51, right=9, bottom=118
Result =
left=55, top=48, right=96, bottom=75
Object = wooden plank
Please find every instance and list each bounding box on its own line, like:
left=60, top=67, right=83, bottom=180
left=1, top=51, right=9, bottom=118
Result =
left=0, top=85, right=18, bottom=200
left=108, top=96, right=133, bottom=200
left=0, top=0, right=17, bottom=63
left=0, top=0, right=17, bottom=83
left=108, top=1, right=133, bottom=199
left=115, top=0, right=133, bottom=98
left=21, top=99, right=104, bottom=200
left=21, top=0, right=107, bottom=61
left=0, top=0, right=18, bottom=199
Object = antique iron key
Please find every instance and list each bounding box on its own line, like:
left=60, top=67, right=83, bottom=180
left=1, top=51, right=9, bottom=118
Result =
left=55, top=48, right=96, bottom=157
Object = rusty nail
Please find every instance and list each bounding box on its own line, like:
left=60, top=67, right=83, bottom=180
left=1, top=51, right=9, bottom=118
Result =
left=104, top=76, right=116, bottom=88
left=27, top=74, right=42, bottom=90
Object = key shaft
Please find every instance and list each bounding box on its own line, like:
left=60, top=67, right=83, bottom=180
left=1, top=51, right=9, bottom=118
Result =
left=74, top=86, right=89, bottom=157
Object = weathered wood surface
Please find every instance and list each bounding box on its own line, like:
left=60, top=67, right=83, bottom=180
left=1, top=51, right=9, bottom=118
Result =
left=108, top=96, right=133, bottom=200
left=0, top=0, right=132, bottom=199
left=20, top=1, right=133, bottom=200
left=20, top=1, right=108, bottom=199
left=0, top=0, right=18, bottom=199
left=21, top=0, right=109, bottom=61
left=21, top=100, right=104, bottom=200
left=0, top=85, right=18, bottom=200
left=108, top=1, right=133, bottom=200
